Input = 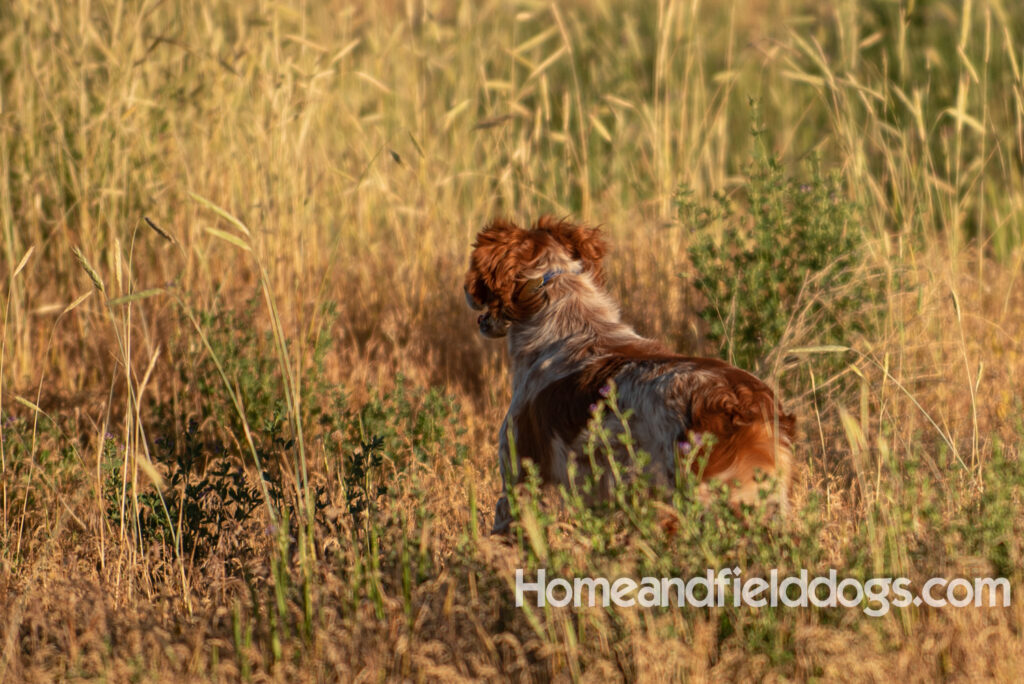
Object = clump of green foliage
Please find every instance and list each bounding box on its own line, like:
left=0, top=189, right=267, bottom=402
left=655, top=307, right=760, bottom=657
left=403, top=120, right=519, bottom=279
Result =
left=680, top=116, right=871, bottom=377
left=959, top=441, right=1024, bottom=578
left=101, top=423, right=282, bottom=564
left=107, top=300, right=466, bottom=573
left=330, top=374, right=468, bottom=470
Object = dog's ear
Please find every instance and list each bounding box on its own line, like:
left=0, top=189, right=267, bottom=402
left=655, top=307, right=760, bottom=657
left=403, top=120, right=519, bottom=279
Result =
left=465, top=219, right=532, bottom=311
left=535, top=216, right=608, bottom=284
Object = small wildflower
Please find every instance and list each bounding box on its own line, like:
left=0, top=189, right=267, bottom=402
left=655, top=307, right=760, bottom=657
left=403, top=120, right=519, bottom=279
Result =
left=589, top=403, right=599, bottom=413
left=599, top=383, right=612, bottom=398
left=678, top=441, right=692, bottom=455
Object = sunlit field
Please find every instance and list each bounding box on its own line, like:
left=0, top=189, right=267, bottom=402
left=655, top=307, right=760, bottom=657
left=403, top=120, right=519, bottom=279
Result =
left=2, top=0, right=1024, bottom=680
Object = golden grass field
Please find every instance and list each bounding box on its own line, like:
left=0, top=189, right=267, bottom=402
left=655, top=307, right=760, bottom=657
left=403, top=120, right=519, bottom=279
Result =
left=2, top=0, right=1024, bottom=680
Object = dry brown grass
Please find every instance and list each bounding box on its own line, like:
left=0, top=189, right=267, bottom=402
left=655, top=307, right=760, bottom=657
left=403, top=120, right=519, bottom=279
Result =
left=2, top=0, right=1024, bottom=681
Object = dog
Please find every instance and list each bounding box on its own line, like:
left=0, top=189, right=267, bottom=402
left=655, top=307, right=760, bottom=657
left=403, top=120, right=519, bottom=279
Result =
left=464, top=216, right=795, bottom=534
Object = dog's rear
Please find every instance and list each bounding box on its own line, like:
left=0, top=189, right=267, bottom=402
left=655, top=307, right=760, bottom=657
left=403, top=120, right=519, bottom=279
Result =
left=677, top=364, right=795, bottom=512
left=695, top=421, right=793, bottom=512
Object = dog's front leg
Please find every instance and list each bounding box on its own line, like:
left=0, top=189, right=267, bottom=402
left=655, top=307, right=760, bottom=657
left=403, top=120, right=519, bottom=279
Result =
left=491, top=414, right=515, bottom=535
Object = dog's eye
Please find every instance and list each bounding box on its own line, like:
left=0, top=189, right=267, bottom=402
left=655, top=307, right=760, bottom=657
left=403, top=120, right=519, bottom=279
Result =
left=465, top=288, right=485, bottom=311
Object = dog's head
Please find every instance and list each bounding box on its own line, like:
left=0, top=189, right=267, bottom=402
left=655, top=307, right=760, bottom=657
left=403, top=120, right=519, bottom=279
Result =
left=464, top=217, right=607, bottom=338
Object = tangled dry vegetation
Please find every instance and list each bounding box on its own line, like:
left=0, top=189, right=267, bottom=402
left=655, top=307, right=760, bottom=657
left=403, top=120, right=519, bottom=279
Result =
left=2, top=0, right=1024, bottom=681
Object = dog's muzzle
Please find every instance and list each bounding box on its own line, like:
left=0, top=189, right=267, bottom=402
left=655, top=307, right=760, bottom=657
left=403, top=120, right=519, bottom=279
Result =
left=477, top=310, right=509, bottom=338
left=466, top=288, right=509, bottom=337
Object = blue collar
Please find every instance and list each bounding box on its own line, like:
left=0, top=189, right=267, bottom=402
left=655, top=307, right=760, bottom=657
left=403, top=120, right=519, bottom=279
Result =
left=541, top=269, right=563, bottom=286
left=524, top=265, right=581, bottom=295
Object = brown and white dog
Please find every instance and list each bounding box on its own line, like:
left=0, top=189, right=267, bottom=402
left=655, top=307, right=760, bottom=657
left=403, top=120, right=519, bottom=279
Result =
left=464, top=217, right=795, bottom=534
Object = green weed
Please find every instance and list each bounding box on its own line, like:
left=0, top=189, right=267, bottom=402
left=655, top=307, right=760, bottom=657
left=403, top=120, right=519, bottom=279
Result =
left=681, top=113, right=872, bottom=379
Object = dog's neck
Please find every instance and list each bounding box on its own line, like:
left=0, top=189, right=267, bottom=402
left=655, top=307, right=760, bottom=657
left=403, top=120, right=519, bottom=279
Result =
left=505, top=271, right=646, bottom=382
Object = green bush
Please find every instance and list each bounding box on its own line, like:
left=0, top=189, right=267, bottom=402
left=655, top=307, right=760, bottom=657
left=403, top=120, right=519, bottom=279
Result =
left=680, top=116, right=871, bottom=377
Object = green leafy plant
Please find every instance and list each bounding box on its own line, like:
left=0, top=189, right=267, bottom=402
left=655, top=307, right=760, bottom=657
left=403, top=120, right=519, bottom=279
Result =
left=337, top=374, right=468, bottom=469
left=959, top=442, right=1024, bottom=578
left=101, top=424, right=283, bottom=563
left=680, top=112, right=871, bottom=378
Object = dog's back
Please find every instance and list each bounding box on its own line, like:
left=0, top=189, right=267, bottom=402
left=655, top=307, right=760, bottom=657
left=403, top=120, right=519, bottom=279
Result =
left=517, top=350, right=794, bottom=511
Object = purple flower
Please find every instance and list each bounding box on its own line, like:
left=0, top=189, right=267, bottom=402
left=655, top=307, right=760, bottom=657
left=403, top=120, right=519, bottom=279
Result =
left=679, top=433, right=706, bottom=455
left=589, top=403, right=599, bottom=413
left=599, top=383, right=612, bottom=398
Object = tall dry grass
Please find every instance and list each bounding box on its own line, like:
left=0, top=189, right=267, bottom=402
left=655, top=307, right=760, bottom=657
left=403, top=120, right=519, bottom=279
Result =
left=2, top=0, right=1024, bottom=680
